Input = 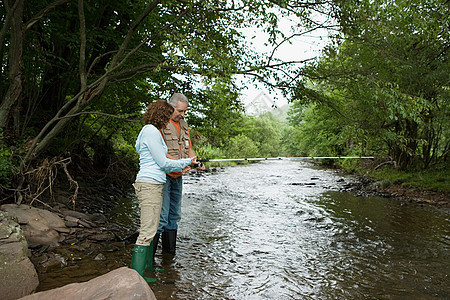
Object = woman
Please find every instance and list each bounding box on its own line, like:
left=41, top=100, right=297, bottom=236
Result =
left=131, top=99, right=196, bottom=283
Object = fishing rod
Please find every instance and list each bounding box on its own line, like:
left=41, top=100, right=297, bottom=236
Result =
left=196, top=156, right=374, bottom=165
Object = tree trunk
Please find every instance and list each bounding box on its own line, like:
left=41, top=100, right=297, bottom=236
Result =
left=0, top=0, right=24, bottom=130
left=20, top=0, right=160, bottom=165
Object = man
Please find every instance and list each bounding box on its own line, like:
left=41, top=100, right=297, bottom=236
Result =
left=153, top=93, right=204, bottom=259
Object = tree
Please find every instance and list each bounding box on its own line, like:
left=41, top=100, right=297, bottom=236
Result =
left=240, top=113, right=283, bottom=157
left=226, top=133, right=261, bottom=158
left=290, top=0, right=449, bottom=169
left=186, top=80, right=245, bottom=148
left=0, top=0, right=336, bottom=203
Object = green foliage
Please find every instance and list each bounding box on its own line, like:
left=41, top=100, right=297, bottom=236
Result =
left=187, top=80, right=245, bottom=148
left=1, top=0, right=247, bottom=155
left=188, top=86, right=290, bottom=160
left=280, top=125, right=301, bottom=156
left=237, top=113, right=283, bottom=157
left=191, top=108, right=292, bottom=162
left=0, top=147, right=14, bottom=186
left=368, top=165, right=450, bottom=192
left=195, top=143, right=226, bottom=159
left=113, top=134, right=140, bottom=173
left=4, top=0, right=447, bottom=204
left=287, top=102, right=365, bottom=157
left=290, top=0, right=449, bottom=170
left=226, top=134, right=261, bottom=158
left=0, top=130, right=18, bottom=187
left=193, top=143, right=234, bottom=167
left=0, top=0, right=338, bottom=200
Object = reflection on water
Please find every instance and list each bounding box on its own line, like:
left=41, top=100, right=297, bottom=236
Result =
left=151, top=160, right=449, bottom=299
left=37, top=160, right=449, bottom=299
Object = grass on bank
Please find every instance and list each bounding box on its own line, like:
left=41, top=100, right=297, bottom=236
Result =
left=337, top=158, right=450, bottom=192
left=366, top=167, right=449, bottom=191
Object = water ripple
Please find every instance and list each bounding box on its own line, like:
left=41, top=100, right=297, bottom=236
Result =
left=155, top=160, right=450, bottom=299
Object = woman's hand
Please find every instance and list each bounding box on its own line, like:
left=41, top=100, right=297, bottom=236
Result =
left=190, top=156, right=205, bottom=170
left=191, top=156, right=206, bottom=170
left=181, top=157, right=197, bottom=174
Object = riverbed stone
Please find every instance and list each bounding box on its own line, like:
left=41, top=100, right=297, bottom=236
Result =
left=61, top=209, right=91, bottom=220
left=0, top=211, right=39, bottom=300
left=0, top=204, right=67, bottom=248
left=19, top=267, right=156, bottom=300
left=89, top=232, right=115, bottom=241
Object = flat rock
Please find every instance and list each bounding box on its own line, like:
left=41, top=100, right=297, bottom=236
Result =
left=1, top=204, right=66, bottom=248
left=61, top=209, right=90, bottom=220
left=0, top=211, right=39, bottom=300
left=19, top=267, right=156, bottom=300
left=89, top=232, right=115, bottom=241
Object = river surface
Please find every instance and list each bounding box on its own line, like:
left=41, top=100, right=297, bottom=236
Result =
left=38, top=160, right=450, bottom=299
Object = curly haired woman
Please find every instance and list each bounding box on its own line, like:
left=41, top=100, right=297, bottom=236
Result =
left=131, top=99, right=197, bottom=283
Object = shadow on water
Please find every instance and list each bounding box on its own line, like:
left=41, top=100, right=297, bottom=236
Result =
left=38, top=160, right=450, bottom=299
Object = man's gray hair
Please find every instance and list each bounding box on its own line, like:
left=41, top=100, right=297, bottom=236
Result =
left=169, top=93, right=188, bottom=107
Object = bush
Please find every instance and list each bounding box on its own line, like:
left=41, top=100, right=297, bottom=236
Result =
left=195, top=143, right=227, bottom=160
left=0, top=130, right=17, bottom=187
left=226, top=134, right=260, bottom=158
left=193, top=144, right=233, bottom=167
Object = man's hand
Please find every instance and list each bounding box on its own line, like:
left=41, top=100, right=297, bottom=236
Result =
left=182, top=166, right=191, bottom=173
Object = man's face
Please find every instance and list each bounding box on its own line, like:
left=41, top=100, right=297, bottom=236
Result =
left=171, top=101, right=188, bottom=122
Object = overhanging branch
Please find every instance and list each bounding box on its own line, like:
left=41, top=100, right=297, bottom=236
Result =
left=56, top=111, right=142, bottom=123
left=24, top=0, right=73, bottom=32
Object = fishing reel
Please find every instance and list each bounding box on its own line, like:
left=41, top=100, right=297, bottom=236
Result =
left=193, top=158, right=208, bottom=168
left=193, top=162, right=203, bottom=168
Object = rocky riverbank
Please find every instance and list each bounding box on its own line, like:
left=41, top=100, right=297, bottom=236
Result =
left=0, top=203, right=146, bottom=299
left=0, top=210, right=39, bottom=299
left=339, top=174, right=449, bottom=209
left=0, top=166, right=223, bottom=298
left=0, top=175, right=144, bottom=299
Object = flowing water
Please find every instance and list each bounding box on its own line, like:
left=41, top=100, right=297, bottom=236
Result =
left=38, top=160, right=450, bottom=299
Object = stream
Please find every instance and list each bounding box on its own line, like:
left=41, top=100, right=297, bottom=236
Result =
left=38, top=160, right=450, bottom=299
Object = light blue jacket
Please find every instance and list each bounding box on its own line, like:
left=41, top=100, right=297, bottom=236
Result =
left=135, top=124, right=191, bottom=183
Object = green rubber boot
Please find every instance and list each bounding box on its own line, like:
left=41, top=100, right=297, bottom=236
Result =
left=131, top=244, right=157, bottom=283
left=147, top=240, right=164, bottom=272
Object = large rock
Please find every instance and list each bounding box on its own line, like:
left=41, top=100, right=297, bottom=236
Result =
left=1, top=204, right=67, bottom=248
left=0, top=211, right=39, bottom=300
left=19, top=267, right=156, bottom=300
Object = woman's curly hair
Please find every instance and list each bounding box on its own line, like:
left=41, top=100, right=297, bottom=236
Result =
left=143, top=99, right=174, bottom=129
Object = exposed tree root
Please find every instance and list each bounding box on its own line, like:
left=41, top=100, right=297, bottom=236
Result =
left=17, top=157, right=78, bottom=206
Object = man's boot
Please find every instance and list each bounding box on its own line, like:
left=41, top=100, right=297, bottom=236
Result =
left=130, top=244, right=157, bottom=283
left=162, top=229, right=177, bottom=255
left=147, top=239, right=163, bottom=272
left=152, top=233, right=160, bottom=258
